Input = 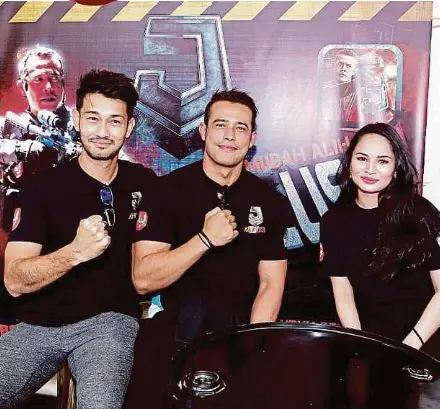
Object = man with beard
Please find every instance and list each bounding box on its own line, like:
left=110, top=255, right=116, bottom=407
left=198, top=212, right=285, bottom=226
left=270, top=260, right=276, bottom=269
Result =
left=0, top=46, right=80, bottom=329
left=0, top=70, right=156, bottom=409
left=124, top=89, right=290, bottom=409
left=0, top=46, right=79, bottom=327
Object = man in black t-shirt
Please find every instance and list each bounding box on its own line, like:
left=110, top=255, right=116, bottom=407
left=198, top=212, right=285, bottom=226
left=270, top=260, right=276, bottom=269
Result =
left=0, top=46, right=80, bottom=327
left=124, top=90, right=290, bottom=409
left=0, top=70, right=155, bottom=409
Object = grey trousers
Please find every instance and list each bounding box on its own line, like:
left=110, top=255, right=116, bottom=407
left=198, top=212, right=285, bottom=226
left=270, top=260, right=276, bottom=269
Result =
left=0, top=311, right=139, bottom=409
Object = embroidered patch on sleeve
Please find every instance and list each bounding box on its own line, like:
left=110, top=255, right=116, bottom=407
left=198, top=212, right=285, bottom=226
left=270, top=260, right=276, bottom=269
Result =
left=136, top=211, right=148, bottom=231
left=11, top=208, right=21, bottom=231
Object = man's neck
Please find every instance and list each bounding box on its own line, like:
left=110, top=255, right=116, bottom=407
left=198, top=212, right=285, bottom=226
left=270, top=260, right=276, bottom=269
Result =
left=78, top=153, right=118, bottom=185
left=202, top=157, right=244, bottom=187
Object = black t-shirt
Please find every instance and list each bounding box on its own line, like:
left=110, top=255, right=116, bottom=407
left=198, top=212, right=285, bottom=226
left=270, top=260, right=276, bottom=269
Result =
left=135, top=161, right=289, bottom=330
left=8, top=159, right=156, bottom=326
left=320, top=200, right=440, bottom=341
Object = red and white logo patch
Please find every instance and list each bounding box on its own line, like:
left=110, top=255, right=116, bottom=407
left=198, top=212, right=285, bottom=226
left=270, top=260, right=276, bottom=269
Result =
left=12, top=208, right=21, bottom=231
left=136, top=211, right=148, bottom=231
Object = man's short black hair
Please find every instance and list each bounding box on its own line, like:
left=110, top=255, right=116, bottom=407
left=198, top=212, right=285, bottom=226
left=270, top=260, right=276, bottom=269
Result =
left=76, top=70, right=139, bottom=118
left=204, top=89, right=258, bottom=132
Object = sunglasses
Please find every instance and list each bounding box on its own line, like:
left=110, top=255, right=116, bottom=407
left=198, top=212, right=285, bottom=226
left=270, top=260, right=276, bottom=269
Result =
left=217, top=185, right=230, bottom=210
left=100, top=185, right=115, bottom=228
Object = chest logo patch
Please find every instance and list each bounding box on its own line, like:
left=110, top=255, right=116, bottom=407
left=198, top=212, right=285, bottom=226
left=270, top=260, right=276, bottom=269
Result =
left=131, top=191, right=142, bottom=211
left=12, top=208, right=21, bottom=231
left=129, top=191, right=143, bottom=220
left=244, top=206, right=266, bottom=234
left=136, top=211, right=148, bottom=231
left=248, top=206, right=263, bottom=226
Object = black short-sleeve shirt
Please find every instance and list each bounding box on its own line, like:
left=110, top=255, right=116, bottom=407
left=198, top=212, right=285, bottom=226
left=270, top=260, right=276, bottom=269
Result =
left=9, top=159, right=156, bottom=326
left=135, top=161, right=289, bottom=320
left=320, top=200, right=440, bottom=341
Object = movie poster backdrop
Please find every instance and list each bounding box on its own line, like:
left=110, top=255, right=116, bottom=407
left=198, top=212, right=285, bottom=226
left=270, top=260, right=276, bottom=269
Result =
left=0, top=1, right=433, bottom=320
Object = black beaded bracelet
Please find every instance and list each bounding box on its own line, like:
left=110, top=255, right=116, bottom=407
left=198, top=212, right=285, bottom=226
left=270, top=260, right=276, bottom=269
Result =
left=199, top=231, right=214, bottom=249
left=412, top=328, right=425, bottom=345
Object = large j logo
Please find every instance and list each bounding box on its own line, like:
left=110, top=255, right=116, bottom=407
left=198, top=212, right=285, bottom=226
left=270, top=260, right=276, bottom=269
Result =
left=134, top=16, right=232, bottom=159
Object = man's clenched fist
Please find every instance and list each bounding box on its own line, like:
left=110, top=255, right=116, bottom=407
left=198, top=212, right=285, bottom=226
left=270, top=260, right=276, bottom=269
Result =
left=70, top=215, right=111, bottom=263
left=202, top=207, right=239, bottom=247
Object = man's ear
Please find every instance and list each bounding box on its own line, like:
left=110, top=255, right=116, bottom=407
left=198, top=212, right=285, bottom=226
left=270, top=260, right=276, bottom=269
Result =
left=72, top=109, right=80, bottom=132
left=125, top=117, right=135, bottom=139
left=17, top=80, right=27, bottom=97
left=199, top=122, right=207, bottom=141
left=249, top=131, right=257, bottom=148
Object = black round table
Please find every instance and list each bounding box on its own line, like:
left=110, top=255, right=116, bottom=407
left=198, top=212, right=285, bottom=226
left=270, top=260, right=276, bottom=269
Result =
left=170, top=323, right=440, bottom=409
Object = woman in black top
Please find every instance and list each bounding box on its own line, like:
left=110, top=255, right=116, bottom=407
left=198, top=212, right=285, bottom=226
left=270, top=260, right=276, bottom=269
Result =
left=320, top=122, right=440, bottom=356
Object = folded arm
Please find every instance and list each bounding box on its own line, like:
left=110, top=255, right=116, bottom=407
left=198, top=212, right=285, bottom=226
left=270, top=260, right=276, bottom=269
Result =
left=132, top=207, right=238, bottom=295
left=5, top=215, right=110, bottom=297
left=5, top=241, right=81, bottom=297
left=131, top=237, right=208, bottom=295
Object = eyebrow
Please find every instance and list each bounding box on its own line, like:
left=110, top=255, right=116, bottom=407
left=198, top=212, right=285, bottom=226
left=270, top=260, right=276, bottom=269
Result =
left=212, top=118, right=249, bottom=129
left=83, top=111, right=124, bottom=118
left=355, top=152, right=393, bottom=159
left=30, top=71, right=59, bottom=75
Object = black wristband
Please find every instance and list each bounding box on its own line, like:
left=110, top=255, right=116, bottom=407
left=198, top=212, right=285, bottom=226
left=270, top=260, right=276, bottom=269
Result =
left=199, top=231, right=214, bottom=249
left=198, top=232, right=211, bottom=249
left=412, top=328, right=425, bottom=345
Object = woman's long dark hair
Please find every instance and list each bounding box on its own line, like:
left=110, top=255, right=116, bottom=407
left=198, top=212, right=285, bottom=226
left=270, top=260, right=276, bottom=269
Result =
left=336, top=123, right=440, bottom=279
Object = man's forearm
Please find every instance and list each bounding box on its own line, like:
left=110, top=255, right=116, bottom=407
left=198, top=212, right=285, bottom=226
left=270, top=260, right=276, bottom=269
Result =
left=251, top=260, right=286, bottom=324
left=5, top=244, right=81, bottom=297
left=335, top=300, right=361, bottom=330
left=133, top=235, right=208, bottom=295
left=250, top=285, right=283, bottom=323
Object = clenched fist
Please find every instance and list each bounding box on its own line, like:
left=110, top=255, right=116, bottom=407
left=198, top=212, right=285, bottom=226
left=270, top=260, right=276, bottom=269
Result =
left=202, top=207, right=239, bottom=247
left=70, top=215, right=110, bottom=263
